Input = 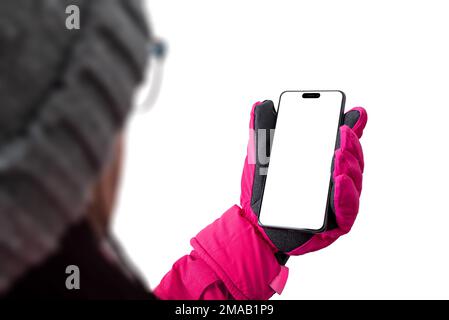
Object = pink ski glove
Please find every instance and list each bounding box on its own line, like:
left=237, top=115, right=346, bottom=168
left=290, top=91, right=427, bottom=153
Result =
left=241, top=100, right=367, bottom=259
left=188, top=100, right=367, bottom=300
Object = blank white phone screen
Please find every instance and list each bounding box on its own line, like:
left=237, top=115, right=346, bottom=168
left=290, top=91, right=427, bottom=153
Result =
left=259, top=91, right=344, bottom=230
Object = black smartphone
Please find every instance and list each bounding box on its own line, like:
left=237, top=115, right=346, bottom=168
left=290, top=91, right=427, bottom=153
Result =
left=258, top=90, right=345, bottom=231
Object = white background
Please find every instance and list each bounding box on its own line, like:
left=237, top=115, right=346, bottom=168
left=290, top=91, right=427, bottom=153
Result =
left=113, top=0, right=449, bottom=299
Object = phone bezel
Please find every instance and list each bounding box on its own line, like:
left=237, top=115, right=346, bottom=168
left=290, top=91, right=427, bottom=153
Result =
left=257, top=90, right=346, bottom=233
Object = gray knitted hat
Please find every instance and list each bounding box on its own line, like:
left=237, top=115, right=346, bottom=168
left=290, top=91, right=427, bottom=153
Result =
left=0, top=0, right=151, bottom=291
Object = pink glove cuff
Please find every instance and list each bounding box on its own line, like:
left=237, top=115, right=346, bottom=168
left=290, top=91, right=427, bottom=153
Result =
left=191, top=205, right=288, bottom=300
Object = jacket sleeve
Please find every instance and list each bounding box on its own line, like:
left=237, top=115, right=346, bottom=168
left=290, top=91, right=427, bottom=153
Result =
left=153, top=205, right=289, bottom=300
left=153, top=251, right=233, bottom=300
